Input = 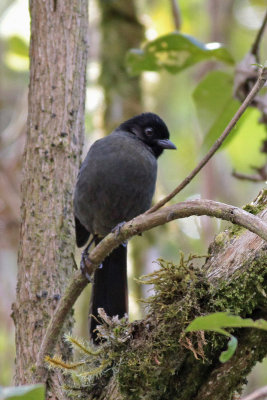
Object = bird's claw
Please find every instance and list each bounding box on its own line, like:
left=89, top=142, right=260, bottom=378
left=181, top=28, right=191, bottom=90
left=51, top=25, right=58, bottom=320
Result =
left=80, top=248, right=92, bottom=282
left=112, top=221, right=126, bottom=237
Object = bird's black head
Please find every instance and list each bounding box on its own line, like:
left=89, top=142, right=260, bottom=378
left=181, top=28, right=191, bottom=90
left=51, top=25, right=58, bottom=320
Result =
left=119, top=112, right=176, bottom=158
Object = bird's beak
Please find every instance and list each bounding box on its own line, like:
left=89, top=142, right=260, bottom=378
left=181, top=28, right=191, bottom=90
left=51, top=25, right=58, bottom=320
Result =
left=156, top=139, right=177, bottom=150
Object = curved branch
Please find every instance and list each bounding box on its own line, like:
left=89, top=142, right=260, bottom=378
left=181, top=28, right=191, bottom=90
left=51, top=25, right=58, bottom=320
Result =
left=146, top=66, right=267, bottom=214
left=37, top=270, right=88, bottom=367
left=37, top=199, right=267, bottom=371
left=241, top=386, right=267, bottom=400
left=232, top=171, right=264, bottom=182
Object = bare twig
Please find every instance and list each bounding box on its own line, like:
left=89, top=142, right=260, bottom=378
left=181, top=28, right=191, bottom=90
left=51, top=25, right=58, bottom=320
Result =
left=146, top=66, right=267, bottom=214
left=37, top=199, right=267, bottom=372
left=251, top=9, right=267, bottom=60
left=241, top=385, right=267, bottom=400
left=170, top=0, right=181, bottom=30
left=232, top=171, right=265, bottom=182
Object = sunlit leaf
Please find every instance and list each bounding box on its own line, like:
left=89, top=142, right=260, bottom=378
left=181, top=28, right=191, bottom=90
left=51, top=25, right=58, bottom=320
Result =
left=219, top=336, right=238, bottom=363
left=192, top=71, right=248, bottom=150
left=246, top=0, right=266, bottom=7
left=227, top=108, right=266, bottom=171
left=0, top=384, right=45, bottom=400
left=5, top=53, right=29, bottom=71
left=7, top=35, right=29, bottom=58
left=126, top=32, right=234, bottom=76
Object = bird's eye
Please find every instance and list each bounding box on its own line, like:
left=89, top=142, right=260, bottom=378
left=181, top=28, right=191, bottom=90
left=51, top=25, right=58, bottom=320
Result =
left=145, top=127, right=153, bottom=136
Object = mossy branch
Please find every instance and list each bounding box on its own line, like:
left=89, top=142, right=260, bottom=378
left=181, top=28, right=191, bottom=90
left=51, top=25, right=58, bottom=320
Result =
left=46, top=204, right=267, bottom=399
left=37, top=196, right=267, bottom=377
left=86, top=198, right=267, bottom=400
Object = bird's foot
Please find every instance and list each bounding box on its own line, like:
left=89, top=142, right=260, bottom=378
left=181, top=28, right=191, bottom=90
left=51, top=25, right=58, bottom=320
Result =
left=80, top=236, right=98, bottom=281
left=112, top=221, right=126, bottom=237
left=80, top=248, right=92, bottom=282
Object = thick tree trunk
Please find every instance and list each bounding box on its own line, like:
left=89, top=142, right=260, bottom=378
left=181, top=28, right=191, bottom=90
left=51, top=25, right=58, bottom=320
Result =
left=13, top=0, right=88, bottom=390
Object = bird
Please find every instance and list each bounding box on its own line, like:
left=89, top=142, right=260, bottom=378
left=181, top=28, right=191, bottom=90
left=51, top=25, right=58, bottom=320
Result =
left=73, top=112, right=176, bottom=341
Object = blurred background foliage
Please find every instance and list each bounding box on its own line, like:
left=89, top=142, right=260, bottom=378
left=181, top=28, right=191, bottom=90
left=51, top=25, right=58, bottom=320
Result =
left=0, top=0, right=266, bottom=393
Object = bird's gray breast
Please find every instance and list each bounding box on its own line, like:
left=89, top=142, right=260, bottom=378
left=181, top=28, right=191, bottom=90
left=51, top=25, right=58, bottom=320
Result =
left=74, top=132, right=157, bottom=236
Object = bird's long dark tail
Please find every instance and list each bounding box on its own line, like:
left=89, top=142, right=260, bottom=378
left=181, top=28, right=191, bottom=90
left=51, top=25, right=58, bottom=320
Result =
left=89, top=241, right=128, bottom=342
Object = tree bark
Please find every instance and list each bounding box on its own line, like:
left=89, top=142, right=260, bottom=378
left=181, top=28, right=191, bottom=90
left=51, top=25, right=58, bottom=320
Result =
left=13, top=0, right=88, bottom=391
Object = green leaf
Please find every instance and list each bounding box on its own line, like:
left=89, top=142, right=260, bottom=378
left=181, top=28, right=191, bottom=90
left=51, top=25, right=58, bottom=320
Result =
left=192, top=71, right=247, bottom=150
left=186, top=312, right=267, bottom=333
left=126, top=32, right=234, bottom=76
left=219, top=336, right=238, bottom=363
left=227, top=108, right=266, bottom=172
left=0, top=384, right=45, bottom=400
left=7, top=35, right=29, bottom=58
left=186, top=313, right=267, bottom=363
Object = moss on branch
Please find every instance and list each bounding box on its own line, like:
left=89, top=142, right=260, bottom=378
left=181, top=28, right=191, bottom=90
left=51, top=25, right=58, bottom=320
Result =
left=61, top=240, right=266, bottom=400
